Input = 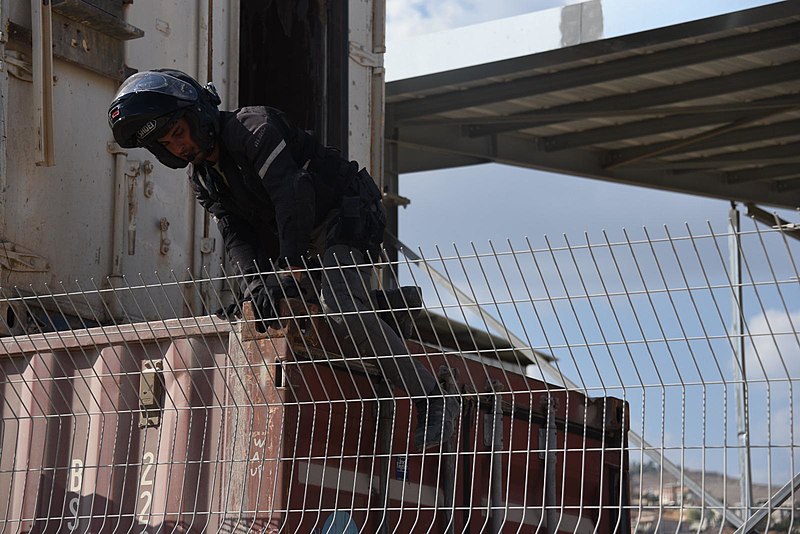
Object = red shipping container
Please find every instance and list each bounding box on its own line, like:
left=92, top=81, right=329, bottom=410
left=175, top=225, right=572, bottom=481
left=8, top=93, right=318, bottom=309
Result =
left=0, top=302, right=629, bottom=533
left=228, top=302, right=630, bottom=533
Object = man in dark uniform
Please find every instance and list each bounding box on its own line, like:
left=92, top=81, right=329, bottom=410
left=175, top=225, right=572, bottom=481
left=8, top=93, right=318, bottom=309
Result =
left=108, top=69, right=457, bottom=450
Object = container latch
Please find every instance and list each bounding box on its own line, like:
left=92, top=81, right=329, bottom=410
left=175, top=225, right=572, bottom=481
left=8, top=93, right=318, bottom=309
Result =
left=139, top=359, right=164, bottom=428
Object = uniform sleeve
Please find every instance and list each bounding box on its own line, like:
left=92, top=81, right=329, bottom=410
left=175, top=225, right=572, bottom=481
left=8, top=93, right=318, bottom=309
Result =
left=243, top=119, right=315, bottom=266
left=189, top=173, right=260, bottom=274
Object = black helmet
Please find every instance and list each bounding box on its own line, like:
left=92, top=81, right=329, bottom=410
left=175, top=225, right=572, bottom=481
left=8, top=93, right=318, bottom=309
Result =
left=108, top=69, right=221, bottom=169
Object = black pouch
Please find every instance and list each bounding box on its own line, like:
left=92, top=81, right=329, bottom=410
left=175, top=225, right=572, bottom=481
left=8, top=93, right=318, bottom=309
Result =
left=337, top=195, right=365, bottom=242
left=331, top=169, right=386, bottom=256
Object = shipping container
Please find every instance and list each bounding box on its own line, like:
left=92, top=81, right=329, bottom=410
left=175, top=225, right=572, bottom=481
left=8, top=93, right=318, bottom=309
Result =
left=1, top=294, right=629, bottom=533
left=0, top=1, right=632, bottom=531
left=0, top=0, right=382, bottom=326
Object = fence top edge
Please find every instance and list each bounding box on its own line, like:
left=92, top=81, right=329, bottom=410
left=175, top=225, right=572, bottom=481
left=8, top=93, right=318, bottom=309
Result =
left=0, top=316, right=232, bottom=358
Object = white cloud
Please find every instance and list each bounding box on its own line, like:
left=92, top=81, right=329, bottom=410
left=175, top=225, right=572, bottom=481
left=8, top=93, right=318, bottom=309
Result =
left=745, top=309, right=800, bottom=380
left=386, top=0, right=469, bottom=39
left=386, top=0, right=571, bottom=40
left=743, top=309, right=800, bottom=485
left=770, top=406, right=799, bottom=446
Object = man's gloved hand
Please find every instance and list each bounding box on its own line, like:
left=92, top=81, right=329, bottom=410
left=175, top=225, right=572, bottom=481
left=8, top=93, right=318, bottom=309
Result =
left=215, top=271, right=305, bottom=322
left=214, top=302, right=241, bottom=321
left=247, top=274, right=301, bottom=321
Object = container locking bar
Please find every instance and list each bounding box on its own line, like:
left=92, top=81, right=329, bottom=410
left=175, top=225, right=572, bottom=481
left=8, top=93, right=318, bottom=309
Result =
left=139, top=359, right=164, bottom=428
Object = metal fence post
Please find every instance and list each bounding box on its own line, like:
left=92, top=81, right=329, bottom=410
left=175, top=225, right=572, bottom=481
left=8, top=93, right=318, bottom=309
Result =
left=730, top=203, right=753, bottom=523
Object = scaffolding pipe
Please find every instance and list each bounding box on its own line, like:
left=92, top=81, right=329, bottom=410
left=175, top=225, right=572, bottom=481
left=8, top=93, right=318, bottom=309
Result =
left=734, top=471, right=800, bottom=534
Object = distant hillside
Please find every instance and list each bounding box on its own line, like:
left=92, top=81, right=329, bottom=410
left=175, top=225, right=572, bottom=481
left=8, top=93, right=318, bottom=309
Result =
left=629, top=462, right=799, bottom=507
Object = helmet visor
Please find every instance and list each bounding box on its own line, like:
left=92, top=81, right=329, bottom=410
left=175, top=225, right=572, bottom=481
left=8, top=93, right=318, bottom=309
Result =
left=114, top=71, right=198, bottom=102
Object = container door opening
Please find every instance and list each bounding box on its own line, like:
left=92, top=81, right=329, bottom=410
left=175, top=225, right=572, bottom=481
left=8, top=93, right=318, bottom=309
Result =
left=239, top=0, right=348, bottom=150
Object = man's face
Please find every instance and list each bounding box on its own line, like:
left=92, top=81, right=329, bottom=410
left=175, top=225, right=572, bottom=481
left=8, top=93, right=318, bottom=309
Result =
left=157, top=117, right=205, bottom=165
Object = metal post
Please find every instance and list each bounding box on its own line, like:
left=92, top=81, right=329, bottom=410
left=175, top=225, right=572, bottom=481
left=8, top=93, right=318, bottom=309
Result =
left=539, top=398, right=557, bottom=534
left=484, top=380, right=504, bottom=534
left=729, top=203, right=753, bottom=523
left=441, top=441, right=456, bottom=534
left=440, top=367, right=458, bottom=534
left=0, top=0, right=8, bottom=230
left=375, top=383, right=393, bottom=534
left=382, top=116, right=400, bottom=289
left=31, top=0, right=55, bottom=166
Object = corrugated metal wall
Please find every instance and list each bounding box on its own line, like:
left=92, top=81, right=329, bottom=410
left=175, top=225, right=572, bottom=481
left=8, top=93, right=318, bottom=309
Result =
left=0, top=294, right=628, bottom=532
left=1, top=318, right=232, bottom=532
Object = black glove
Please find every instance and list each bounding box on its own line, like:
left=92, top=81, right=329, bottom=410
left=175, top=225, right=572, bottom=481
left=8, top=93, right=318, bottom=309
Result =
left=214, top=302, right=240, bottom=321
left=214, top=269, right=308, bottom=322
left=246, top=272, right=304, bottom=321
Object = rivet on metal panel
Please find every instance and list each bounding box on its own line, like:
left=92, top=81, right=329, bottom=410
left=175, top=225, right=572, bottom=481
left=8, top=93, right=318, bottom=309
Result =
left=200, top=237, right=215, bottom=254
left=139, top=359, right=164, bottom=428
left=159, top=217, right=170, bottom=255
left=125, top=160, right=140, bottom=177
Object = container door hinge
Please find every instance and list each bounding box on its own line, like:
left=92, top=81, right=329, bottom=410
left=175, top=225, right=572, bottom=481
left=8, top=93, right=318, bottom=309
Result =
left=3, top=50, right=33, bottom=82
left=0, top=241, right=50, bottom=272
left=139, top=359, right=164, bottom=428
left=349, top=41, right=383, bottom=69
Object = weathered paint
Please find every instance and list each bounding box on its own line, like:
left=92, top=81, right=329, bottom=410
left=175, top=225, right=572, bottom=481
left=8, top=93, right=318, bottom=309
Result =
left=0, top=1, right=234, bottom=322
left=0, top=302, right=629, bottom=532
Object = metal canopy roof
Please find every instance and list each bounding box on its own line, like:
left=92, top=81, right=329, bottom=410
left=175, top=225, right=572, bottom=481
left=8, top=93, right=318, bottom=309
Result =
left=385, top=2, right=800, bottom=209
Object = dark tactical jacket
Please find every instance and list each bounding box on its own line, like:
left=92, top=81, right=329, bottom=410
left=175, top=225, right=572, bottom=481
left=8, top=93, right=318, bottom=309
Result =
left=189, top=106, right=384, bottom=271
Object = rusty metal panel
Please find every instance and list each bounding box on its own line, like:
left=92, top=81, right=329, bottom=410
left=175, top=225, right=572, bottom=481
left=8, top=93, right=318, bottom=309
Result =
left=0, top=300, right=629, bottom=533
left=0, top=318, right=233, bottom=532
left=212, top=303, right=629, bottom=533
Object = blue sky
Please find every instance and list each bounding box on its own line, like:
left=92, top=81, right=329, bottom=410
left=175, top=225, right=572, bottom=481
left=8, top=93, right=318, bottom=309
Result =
left=384, top=0, right=800, bottom=487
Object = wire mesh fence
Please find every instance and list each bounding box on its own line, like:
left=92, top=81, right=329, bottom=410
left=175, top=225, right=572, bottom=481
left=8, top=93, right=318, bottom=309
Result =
left=0, top=217, right=798, bottom=533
